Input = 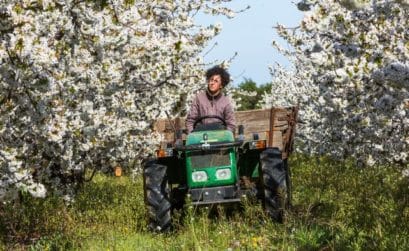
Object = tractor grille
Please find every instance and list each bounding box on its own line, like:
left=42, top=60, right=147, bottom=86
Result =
left=190, top=149, right=231, bottom=168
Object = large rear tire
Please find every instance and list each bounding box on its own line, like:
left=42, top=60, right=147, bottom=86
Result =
left=260, top=148, right=289, bottom=223
left=283, top=158, right=292, bottom=208
left=143, top=160, right=171, bottom=232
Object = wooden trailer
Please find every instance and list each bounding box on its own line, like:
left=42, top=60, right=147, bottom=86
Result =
left=153, top=106, right=298, bottom=159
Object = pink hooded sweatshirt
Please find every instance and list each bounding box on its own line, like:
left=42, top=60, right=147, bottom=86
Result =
left=186, top=90, right=236, bottom=133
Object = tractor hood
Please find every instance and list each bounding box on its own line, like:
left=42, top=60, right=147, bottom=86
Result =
left=186, top=130, right=234, bottom=145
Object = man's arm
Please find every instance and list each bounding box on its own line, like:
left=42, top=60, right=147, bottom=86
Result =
left=186, top=96, right=199, bottom=133
left=224, top=101, right=236, bottom=133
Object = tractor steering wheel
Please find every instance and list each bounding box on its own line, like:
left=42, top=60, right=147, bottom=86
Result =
left=193, top=115, right=227, bottom=129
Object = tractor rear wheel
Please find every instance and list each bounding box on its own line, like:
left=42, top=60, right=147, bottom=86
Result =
left=143, top=160, right=171, bottom=232
left=260, top=148, right=289, bottom=223
left=283, top=158, right=292, bottom=208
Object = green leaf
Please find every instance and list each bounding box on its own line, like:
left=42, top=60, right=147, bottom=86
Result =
left=174, top=41, right=182, bottom=52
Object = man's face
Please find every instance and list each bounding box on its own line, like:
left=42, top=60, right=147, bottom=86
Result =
left=207, top=74, right=222, bottom=94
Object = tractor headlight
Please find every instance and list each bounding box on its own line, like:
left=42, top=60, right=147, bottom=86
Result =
left=215, top=168, right=231, bottom=180
left=192, top=171, right=208, bottom=182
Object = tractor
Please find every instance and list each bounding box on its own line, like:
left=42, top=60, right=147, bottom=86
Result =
left=143, top=107, right=298, bottom=231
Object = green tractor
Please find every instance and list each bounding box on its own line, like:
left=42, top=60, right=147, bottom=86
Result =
left=143, top=108, right=298, bottom=232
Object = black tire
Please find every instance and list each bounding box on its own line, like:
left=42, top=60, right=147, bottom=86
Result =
left=143, top=160, right=171, bottom=232
left=283, top=159, right=292, bottom=208
left=260, top=148, right=289, bottom=223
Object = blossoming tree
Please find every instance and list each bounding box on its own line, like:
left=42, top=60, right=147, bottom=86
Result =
left=262, top=0, right=409, bottom=166
left=0, top=0, right=236, bottom=201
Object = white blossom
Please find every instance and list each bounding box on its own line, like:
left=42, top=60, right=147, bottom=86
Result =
left=262, top=0, right=409, bottom=166
left=0, top=0, right=237, bottom=201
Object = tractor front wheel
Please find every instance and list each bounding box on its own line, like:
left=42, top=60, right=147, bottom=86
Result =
left=143, top=160, right=171, bottom=232
left=260, top=148, right=289, bottom=223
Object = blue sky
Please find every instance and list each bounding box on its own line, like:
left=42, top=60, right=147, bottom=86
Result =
left=197, top=1, right=303, bottom=86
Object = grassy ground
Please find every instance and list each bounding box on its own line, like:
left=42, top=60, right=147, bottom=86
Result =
left=1, top=154, right=408, bottom=250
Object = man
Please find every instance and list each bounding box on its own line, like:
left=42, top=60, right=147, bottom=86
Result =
left=186, top=66, right=236, bottom=133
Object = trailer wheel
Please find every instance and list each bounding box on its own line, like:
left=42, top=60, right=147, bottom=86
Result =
left=143, top=160, right=171, bottom=232
left=260, top=148, right=289, bottom=223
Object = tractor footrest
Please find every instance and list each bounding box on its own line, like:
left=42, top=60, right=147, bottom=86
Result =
left=189, top=185, right=240, bottom=205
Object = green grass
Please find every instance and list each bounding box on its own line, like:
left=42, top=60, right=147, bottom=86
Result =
left=1, top=154, right=408, bottom=250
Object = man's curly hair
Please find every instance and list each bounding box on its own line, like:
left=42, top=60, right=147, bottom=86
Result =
left=205, top=66, right=230, bottom=87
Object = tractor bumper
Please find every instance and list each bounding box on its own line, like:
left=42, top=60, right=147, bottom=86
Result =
left=189, top=185, right=241, bottom=205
